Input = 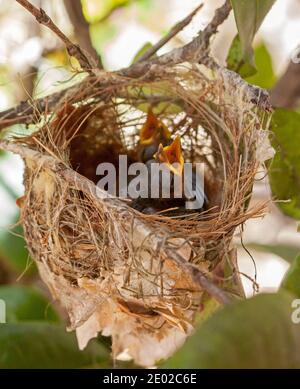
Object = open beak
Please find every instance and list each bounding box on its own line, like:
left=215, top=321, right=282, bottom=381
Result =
left=139, top=108, right=171, bottom=145
left=154, top=135, right=184, bottom=176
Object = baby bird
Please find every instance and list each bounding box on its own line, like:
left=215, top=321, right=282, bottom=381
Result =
left=137, top=108, right=171, bottom=163
left=154, top=135, right=207, bottom=212
left=131, top=135, right=207, bottom=215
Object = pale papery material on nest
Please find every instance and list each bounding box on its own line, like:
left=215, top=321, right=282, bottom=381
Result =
left=0, top=63, right=271, bottom=366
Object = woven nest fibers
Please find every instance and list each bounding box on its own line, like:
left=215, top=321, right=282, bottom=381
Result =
left=0, top=63, right=272, bottom=366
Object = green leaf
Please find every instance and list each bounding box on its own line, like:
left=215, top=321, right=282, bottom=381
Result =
left=0, top=322, right=110, bottom=368
left=281, top=254, right=300, bottom=298
left=246, top=43, right=277, bottom=89
left=0, top=215, right=35, bottom=275
left=246, top=243, right=300, bottom=264
left=230, top=0, right=276, bottom=62
left=90, top=21, right=117, bottom=54
left=0, top=285, right=59, bottom=323
left=269, top=108, right=300, bottom=219
left=82, top=0, right=130, bottom=23
left=127, top=82, right=183, bottom=114
left=132, top=42, right=153, bottom=63
left=165, top=291, right=300, bottom=368
left=226, top=35, right=257, bottom=78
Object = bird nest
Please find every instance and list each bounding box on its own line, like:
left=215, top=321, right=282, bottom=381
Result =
left=1, top=63, right=272, bottom=366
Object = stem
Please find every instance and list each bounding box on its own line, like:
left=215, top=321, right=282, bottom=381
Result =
left=137, top=4, right=204, bottom=62
left=15, top=0, right=96, bottom=74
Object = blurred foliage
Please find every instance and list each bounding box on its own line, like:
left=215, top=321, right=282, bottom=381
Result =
left=269, top=109, right=300, bottom=219
left=165, top=291, right=300, bottom=368
left=82, top=0, right=152, bottom=23
left=127, top=81, right=182, bottom=114
left=0, top=322, right=110, bottom=368
left=227, top=39, right=277, bottom=89
left=226, top=35, right=257, bottom=78
left=245, top=43, right=277, bottom=89
left=248, top=243, right=300, bottom=264
left=0, top=217, right=35, bottom=276
left=132, top=41, right=153, bottom=63
left=45, top=49, right=70, bottom=68
left=81, top=0, right=131, bottom=23
left=281, top=254, right=300, bottom=297
left=230, top=0, right=276, bottom=64
left=0, top=167, right=34, bottom=276
left=0, top=285, right=59, bottom=323
left=90, top=20, right=118, bottom=57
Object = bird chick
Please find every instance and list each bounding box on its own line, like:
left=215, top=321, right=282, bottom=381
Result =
left=154, top=135, right=184, bottom=177
left=131, top=135, right=207, bottom=215
left=138, top=108, right=171, bottom=163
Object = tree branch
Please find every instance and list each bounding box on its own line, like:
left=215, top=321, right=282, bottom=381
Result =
left=0, top=0, right=271, bottom=131
left=165, top=249, right=232, bottom=305
left=15, top=0, right=96, bottom=73
left=270, top=60, right=300, bottom=108
left=0, top=88, right=70, bottom=130
left=140, top=0, right=232, bottom=66
left=137, top=3, right=204, bottom=63
left=63, top=0, right=103, bottom=69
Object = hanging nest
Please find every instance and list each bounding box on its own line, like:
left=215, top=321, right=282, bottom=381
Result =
left=0, top=63, right=272, bottom=366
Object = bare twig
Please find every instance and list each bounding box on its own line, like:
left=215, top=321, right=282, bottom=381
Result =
left=15, top=0, right=95, bottom=73
left=0, top=0, right=271, bottom=131
left=134, top=0, right=232, bottom=67
left=119, top=0, right=271, bottom=110
left=0, top=88, right=69, bottom=130
left=63, top=0, right=103, bottom=69
left=270, top=60, right=300, bottom=108
left=165, top=249, right=232, bottom=305
left=137, top=3, right=204, bottom=63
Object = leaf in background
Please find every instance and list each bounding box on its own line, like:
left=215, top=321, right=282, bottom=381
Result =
left=0, top=285, right=59, bottom=323
left=269, top=108, right=300, bottom=219
left=165, top=291, right=300, bottom=368
left=90, top=21, right=117, bottom=59
left=230, top=0, right=276, bottom=63
left=127, top=82, right=183, bottom=114
left=226, top=35, right=257, bottom=78
left=246, top=43, right=277, bottom=89
left=246, top=243, right=300, bottom=264
left=0, top=322, right=110, bottom=368
left=132, top=42, right=153, bottom=63
left=281, top=254, right=300, bottom=298
left=45, top=49, right=69, bottom=67
left=81, top=0, right=130, bottom=23
left=0, top=215, right=35, bottom=275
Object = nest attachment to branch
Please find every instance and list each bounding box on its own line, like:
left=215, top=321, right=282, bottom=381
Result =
left=1, top=63, right=273, bottom=366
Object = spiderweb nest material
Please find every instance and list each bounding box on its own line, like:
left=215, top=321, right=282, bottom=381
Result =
left=2, top=63, right=272, bottom=366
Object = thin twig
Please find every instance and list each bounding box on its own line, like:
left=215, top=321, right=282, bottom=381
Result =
left=15, top=0, right=95, bottom=73
left=0, top=0, right=271, bottom=131
left=137, top=3, right=204, bottom=63
left=0, top=88, right=70, bottom=130
left=133, top=0, right=232, bottom=68
left=165, top=249, right=232, bottom=305
left=63, top=0, right=103, bottom=68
